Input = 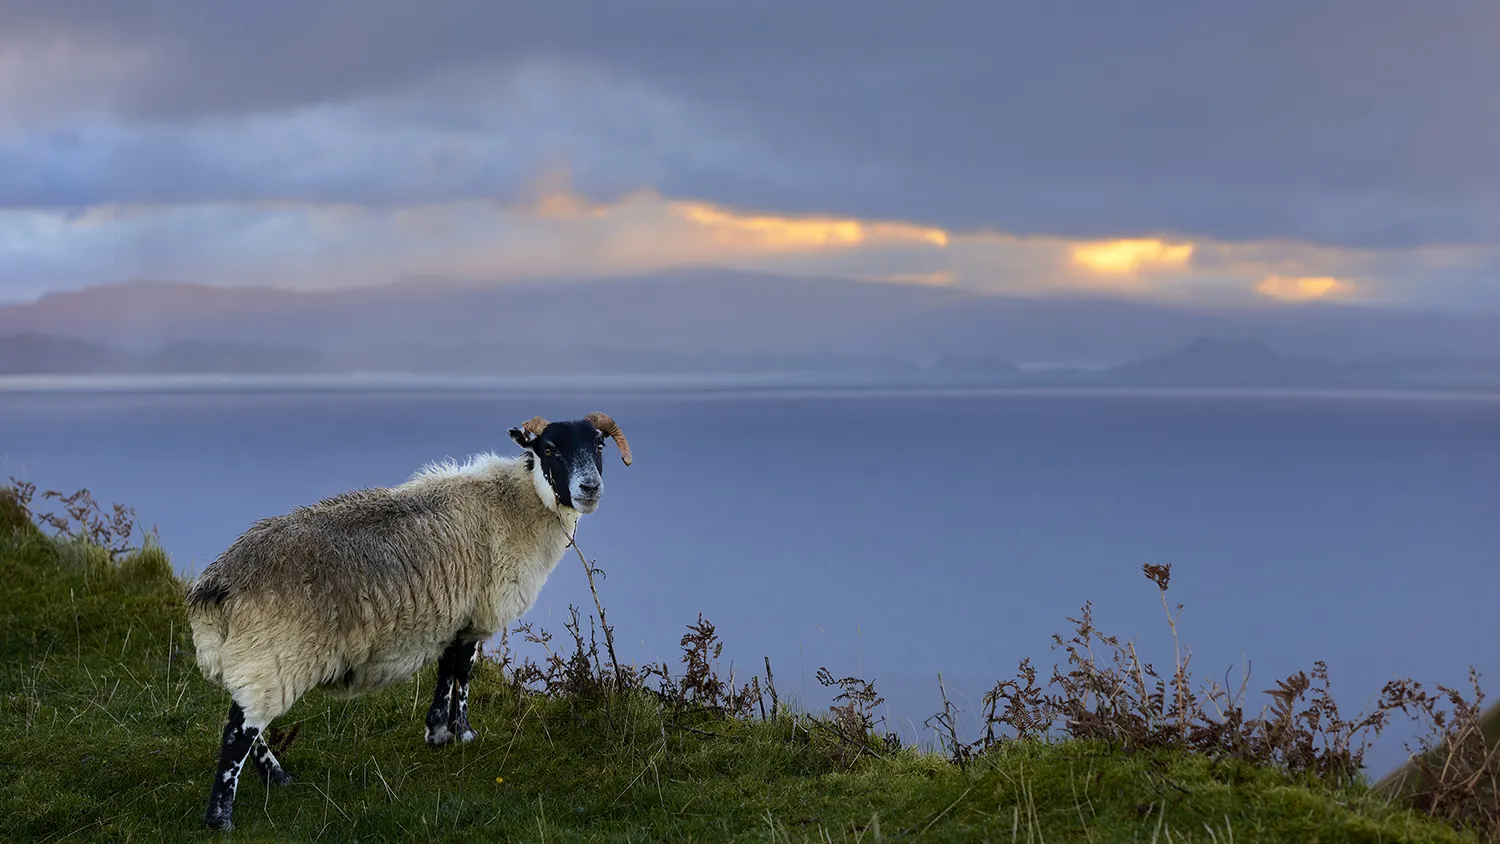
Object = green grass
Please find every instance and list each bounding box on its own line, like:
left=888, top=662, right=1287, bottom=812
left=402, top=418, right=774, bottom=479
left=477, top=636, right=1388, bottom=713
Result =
left=0, top=512, right=1483, bottom=842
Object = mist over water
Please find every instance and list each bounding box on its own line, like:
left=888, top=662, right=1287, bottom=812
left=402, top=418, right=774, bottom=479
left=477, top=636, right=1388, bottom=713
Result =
left=3, top=385, right=1497, bottom=776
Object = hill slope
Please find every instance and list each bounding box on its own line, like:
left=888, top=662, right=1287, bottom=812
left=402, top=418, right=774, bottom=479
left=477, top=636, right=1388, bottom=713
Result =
left=0, top=487, right=1486, bottom=842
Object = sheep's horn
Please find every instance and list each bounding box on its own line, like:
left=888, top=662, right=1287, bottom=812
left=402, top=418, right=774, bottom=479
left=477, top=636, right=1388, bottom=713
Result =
left=584, top=411, right=633, bottom=466
left=521, top=416, right=550, bottom=436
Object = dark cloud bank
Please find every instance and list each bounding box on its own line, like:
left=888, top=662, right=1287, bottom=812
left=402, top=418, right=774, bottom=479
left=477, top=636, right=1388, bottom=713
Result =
left=3, top=0, right=1497, bottom=249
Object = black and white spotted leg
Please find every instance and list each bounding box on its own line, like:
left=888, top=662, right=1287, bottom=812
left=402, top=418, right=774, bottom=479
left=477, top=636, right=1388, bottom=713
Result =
left=204, top=702, right=265, bottom=830
left=250, top=733, right=293, bottom=786
left=447, top=639, right=479, bottom=744
left=425, top=642, right=459, bottom=746
left=425, top=638, right=479, bottom=747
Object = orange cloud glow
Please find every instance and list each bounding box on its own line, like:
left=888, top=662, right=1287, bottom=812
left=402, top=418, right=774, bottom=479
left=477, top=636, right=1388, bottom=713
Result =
left=669, top=201, right=950, bottom=251
left=115, top=175, right=1394, bottom=303
left=517, top=159, right=635, bottom=220
left=1255, top=274, right=1353, bottom=301
left=532, top=191, right=616, bottom=220
left=1069, top=238, right=1195, bottom=274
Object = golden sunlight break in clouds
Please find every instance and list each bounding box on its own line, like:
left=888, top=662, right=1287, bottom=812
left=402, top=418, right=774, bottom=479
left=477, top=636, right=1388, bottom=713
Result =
left=60, top=174, right=1391, bottom=302
left=1255, top=274, right=1353, bottom=301
left=1069, top=238, right=1195, bottom=274
left=670, top=201, right=950, bottom=250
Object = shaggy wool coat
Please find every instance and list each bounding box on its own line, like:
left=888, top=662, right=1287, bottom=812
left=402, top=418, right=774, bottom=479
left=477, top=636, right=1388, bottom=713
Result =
left=185, top=454, right=577, bottom=725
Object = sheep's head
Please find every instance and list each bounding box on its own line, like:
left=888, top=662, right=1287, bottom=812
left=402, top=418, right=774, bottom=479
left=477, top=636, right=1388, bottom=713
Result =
left=508, top=412, right=632, bottom=514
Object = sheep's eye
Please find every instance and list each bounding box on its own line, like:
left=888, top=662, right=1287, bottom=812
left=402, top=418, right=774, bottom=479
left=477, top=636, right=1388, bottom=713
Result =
left=544, top=448, right=555, bottom=458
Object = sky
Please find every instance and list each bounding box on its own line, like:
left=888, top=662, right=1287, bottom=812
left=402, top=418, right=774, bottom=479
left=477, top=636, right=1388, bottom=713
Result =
left=1, top=1, right=1497, bottom=309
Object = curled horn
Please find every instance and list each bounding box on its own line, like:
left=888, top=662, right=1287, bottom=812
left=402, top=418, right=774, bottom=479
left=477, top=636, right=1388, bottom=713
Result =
left=584, top=411, right=633, bottom=466
left=521, top=416, right=550, bottom=436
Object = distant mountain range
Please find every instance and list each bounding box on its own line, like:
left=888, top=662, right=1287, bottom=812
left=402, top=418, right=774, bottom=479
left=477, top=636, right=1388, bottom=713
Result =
left=5, top=332, right=1497, bottom=390
left=2, top=270, right=1499, bottom=388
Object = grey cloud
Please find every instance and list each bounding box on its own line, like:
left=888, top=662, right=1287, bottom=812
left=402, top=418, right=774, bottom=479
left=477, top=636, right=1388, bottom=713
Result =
left=1, top=0, right=1497, bottom=249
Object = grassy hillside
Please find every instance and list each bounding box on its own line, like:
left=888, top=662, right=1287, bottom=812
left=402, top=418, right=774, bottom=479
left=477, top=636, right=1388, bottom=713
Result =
left=0, top=482, right=1493, bottom=842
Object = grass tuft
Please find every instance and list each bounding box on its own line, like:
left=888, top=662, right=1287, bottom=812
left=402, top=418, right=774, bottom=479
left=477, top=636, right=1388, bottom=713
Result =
left=0, top=479, right=1494, bottom=842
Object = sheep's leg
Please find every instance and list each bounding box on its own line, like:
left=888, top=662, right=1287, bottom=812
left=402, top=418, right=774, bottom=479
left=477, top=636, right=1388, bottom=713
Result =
left=447, top=639, right=479, bottom=743
left=424, top=643, right=460, bottom=747
left=250, top=732, right=293, bottom=786
left=204, top=701, right=267, bottom=831
left=425, top=638, right=479, bottom=746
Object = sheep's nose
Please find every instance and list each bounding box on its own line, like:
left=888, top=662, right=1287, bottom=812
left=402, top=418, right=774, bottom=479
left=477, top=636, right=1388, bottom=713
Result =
left=579, top=481, right=600, bottom=496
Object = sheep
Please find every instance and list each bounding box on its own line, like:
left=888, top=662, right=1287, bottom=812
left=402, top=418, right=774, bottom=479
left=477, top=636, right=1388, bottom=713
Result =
left=183, top=411, right=633, bottom=831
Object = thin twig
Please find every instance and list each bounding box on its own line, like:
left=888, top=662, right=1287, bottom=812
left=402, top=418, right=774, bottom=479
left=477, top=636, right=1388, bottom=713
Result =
left=562, top=523, right=623, bottom=691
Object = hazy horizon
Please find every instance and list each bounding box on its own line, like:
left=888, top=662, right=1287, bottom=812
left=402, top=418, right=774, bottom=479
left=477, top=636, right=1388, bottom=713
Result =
left=5, top=271, right=1500, bottom=374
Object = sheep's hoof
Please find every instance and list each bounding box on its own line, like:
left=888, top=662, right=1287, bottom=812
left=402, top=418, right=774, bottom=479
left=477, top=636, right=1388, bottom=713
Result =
left=450, top=716, right=477, bottom=744
left=266, top=769, right=294, bottom=787
left=426, top=725, right=454, bottom=747
left=204, top=808, right=234, bottom=830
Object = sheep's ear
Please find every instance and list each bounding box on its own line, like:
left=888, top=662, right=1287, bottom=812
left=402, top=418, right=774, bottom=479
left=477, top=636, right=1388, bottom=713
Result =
left=508, top=427, right=536, bottom=450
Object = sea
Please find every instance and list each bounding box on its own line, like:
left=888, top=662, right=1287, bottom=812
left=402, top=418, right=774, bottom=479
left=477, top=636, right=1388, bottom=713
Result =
left=3, top=377, right=1498, bottom=777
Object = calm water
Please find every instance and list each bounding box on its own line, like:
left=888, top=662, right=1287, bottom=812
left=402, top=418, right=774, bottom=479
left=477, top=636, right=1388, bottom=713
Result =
left=3, top=385, right=1498, bottom=775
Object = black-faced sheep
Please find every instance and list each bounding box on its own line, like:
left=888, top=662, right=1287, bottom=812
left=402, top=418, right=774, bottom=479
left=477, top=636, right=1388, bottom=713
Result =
left=184, top=412, right=632, bottom=830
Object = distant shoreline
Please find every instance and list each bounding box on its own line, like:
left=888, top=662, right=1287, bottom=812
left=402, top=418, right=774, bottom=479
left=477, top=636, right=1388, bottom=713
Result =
left=3, top=372, right=1499, bottom=403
